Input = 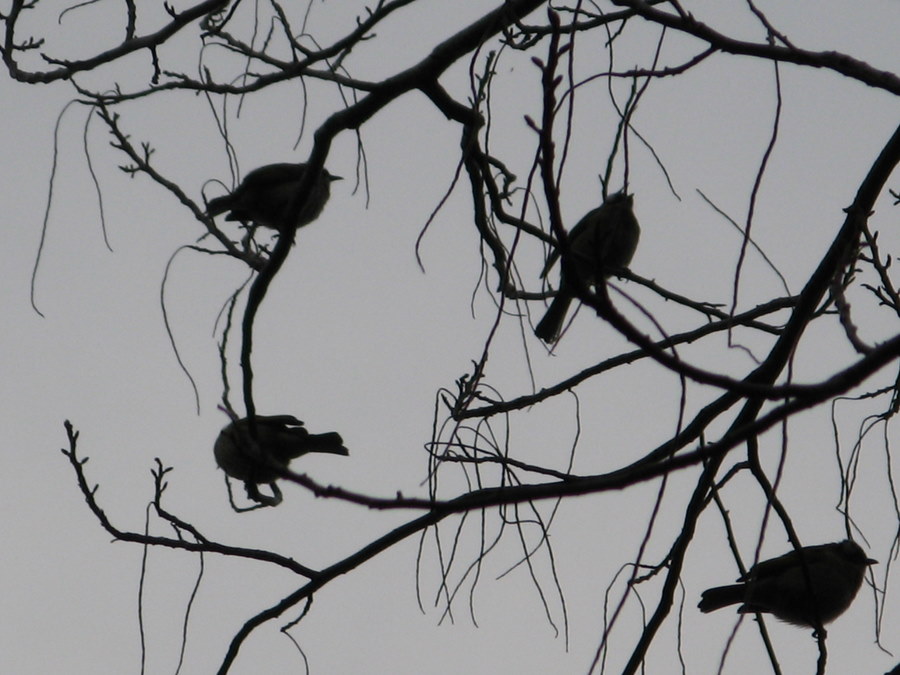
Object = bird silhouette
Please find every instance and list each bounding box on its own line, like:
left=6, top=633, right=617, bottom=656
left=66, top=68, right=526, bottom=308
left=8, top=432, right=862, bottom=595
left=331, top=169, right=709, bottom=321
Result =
left=214, top=414, right=348, bottom=505
left=698, top=539, right=876, bottom=628
left=535, top=191, right=640, bottom=342
left=206, top=162, right=340, bottom=232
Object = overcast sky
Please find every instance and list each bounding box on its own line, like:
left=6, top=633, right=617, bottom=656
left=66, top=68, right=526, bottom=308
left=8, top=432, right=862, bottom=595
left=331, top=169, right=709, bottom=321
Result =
left=3, top=2, right=900, bottom=673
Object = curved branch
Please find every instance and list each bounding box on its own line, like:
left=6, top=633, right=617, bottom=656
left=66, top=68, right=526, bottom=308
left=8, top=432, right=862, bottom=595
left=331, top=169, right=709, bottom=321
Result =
left=610, top=0, right=900, bottom=95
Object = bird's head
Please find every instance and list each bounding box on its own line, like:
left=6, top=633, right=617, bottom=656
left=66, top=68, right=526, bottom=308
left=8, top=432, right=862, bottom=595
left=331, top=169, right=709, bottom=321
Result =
left=605, top=190, right=632, bottom=206
left=838, top=539, right=877, bottom=567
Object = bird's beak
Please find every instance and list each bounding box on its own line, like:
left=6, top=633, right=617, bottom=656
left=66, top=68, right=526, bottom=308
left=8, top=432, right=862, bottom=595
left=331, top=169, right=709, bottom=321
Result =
left=330, top=174, right=343, bottom=182
left=867, top=558, right=878, bottom=565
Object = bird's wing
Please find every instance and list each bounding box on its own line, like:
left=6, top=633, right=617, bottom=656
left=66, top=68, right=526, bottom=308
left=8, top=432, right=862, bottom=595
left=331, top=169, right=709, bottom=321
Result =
left=239, top=163, right=305, bottom=192
left=540, top=206, right=604, bottom=278
left=740, top=544, right=831, bottom=582
left=255, top=414, right=305, bottom=428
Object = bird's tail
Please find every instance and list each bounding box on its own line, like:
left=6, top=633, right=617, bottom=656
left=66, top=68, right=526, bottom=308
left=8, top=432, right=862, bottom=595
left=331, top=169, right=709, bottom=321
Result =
left=698, top=585, right=744, bottom=613
left=303, top=432, right=350, bottom=456
left=205, top=194, right=232, bottom=217
left=535, top=293, right=573, bottom=343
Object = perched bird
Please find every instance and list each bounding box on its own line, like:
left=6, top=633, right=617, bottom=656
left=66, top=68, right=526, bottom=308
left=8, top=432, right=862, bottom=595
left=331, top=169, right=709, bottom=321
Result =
left=698, top=540, right=876, bottom=628
left=206, top=162, right=340, bottom=231
left=214, top=414, right=349, bottom=487
left=535, top=191, right=640, bottom=342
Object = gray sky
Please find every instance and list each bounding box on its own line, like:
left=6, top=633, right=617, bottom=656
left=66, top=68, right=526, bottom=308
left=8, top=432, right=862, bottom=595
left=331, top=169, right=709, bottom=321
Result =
left=3, top=1, right=900, bottom=673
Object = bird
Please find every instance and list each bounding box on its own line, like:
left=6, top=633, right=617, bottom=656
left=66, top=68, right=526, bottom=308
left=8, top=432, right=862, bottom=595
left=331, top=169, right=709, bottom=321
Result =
left=206, top=162, right=340, bottom=232
left=535, top=191, right=640, bottom=342
left=214, top=414, right=349, bottom=487
left=698, top=540, right=876, bottom=628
